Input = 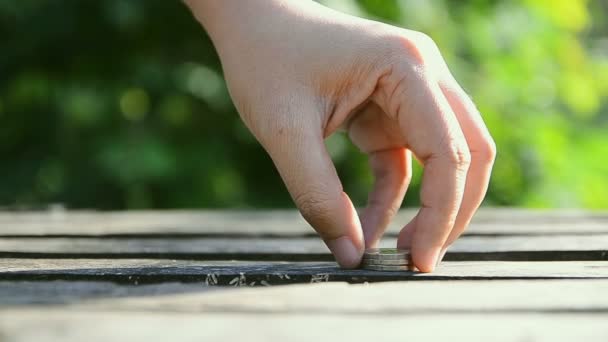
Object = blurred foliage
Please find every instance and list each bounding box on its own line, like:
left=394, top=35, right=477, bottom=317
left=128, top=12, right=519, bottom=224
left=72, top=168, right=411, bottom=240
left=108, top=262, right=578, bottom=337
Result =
left=0, top=0, right=607, bottom=209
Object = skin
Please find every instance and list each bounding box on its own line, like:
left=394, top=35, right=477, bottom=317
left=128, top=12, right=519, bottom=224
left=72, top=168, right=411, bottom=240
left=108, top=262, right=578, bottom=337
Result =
left=184, top=0, right=496, bottom=272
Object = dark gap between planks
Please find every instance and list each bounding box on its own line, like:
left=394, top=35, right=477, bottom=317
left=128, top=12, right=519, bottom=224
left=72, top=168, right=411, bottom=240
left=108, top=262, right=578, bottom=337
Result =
left=3, top=271, right=607, bottom=285
left=1, top=250, right=607, bottom=261
left=2, top=232, right=608, bottom=238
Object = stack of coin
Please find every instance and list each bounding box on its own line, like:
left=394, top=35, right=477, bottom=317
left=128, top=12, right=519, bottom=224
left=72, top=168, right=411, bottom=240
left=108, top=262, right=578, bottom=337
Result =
left=361, top=248, right=412, bottom=271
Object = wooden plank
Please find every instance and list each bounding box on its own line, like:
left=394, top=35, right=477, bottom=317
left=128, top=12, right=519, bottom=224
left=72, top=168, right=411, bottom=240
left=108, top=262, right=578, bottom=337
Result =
left=0, top=208, right=604, bottom=223
left=1, top=209, right=607, bottom=237
left=0, top=236, right=606, bottom=261
left=1, top=259, right=607, bottom=284
left=2, top=280, right=608, bottom=312
left=2, top=280, right=607, bottom=341
left=84, top=279, right=608, bottom=313
left=1, top=311, right=606, bottom=342
left=0, top=281, right=220, bottom=306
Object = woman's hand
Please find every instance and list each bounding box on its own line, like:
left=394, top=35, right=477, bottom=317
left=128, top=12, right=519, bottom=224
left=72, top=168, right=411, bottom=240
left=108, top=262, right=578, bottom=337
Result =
left=185, top=0, right=496, bottom=272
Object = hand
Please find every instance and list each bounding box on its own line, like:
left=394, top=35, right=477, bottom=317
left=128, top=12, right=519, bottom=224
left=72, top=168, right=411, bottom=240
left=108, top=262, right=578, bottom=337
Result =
left=185, top=0, right=496, bottom=272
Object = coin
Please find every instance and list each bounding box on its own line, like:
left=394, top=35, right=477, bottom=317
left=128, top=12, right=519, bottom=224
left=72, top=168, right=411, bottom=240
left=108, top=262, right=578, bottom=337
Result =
left=361, top=258, right=411, bottom=266
left=361, top=264, right=413, bottom=272
left=361, top=248, right=412, bottom=271
left=363, top=248, right=411, bottom=260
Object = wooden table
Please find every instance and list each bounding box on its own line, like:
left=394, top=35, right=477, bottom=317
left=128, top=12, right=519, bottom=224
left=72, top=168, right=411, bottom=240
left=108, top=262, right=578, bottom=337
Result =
left=1, top=209, right=607, bottom=341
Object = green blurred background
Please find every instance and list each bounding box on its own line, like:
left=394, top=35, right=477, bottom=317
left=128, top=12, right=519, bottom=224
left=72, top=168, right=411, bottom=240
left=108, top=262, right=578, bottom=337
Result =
left=1, top=0, right=607, bottom=210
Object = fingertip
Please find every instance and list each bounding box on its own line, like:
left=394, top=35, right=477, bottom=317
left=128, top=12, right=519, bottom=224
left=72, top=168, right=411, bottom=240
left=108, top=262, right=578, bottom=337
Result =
left=397, top=219, right=417, bottom=248
left=326, top=236, right=363, bottom=269
left=411, top=245, right=442, bottom=273
left=397, top=218, right=441, bottom=272
left=437, top=247, right=448, bottom=266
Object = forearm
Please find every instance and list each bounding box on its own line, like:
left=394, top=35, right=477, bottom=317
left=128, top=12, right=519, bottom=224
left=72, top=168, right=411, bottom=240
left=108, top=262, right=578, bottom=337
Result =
left=184, top=1, right=293, bottom=51
left=183, top=0, right=252, bottom=39
left=183, top=0, right=354, bottom=58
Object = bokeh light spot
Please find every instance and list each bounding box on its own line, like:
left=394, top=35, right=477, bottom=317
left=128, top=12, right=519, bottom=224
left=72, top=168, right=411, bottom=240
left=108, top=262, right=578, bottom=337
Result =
left=186, top=64, right=223, bottom=101
left=119, top=87, right=149, bottom=122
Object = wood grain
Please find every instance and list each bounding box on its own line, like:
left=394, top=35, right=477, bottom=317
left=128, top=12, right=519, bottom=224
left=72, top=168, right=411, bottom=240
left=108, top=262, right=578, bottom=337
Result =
left=1, top=311, right=606, bottom=342
left=1, top=209, right=607, bottom=236
left=1, top=259, right=607, bottom=284
left=0, top=281, right=222, bottom=305
left=0, top=235, right=605, bottom=261
left=2, top=280, right=607, bottom=341
left=2, top=280, right=607, bottom=312
left=1, top=209, right=606, bottom=342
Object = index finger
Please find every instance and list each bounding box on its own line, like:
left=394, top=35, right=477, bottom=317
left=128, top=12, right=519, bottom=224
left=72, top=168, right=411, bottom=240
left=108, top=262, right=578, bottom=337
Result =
left=393, top=78, right=470, bottom=272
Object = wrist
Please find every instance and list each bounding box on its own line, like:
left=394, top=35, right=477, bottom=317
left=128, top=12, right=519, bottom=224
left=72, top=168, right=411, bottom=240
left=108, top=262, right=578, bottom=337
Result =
left=184, top=0, right=286, bottom=48
left=184, top=1, right=344, bottom=54
left=183, top=0, right=237, bottom=35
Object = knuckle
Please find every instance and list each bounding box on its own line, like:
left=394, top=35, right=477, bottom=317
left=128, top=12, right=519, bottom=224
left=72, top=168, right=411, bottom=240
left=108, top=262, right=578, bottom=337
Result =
left=475, top=136, right=497, bottom=165
left=383, top=204, right=400, bottom=222
left=367, top=198, right=399, bottom=221
left=294, top=189, right=333, bottom=228
left=411, top=31, right=437, bottom=49
left=385, top=203, right=401, bottom=220
left=445, top=145, right=472, bottom=170
left=388, top=31, right=440, bottom=65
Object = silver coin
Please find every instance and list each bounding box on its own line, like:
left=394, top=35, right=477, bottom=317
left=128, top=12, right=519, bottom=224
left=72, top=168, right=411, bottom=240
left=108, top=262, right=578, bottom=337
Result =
left=363, top=248, right=411, bottom=260
left=361, top=264, right=413, bottom=272
left=361, top=258, right=411, bottom=266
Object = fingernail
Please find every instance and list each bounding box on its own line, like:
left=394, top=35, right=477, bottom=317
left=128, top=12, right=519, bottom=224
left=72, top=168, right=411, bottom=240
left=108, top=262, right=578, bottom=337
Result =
left=326, top=236, right=361, bottom=269
left=436, top=247, right=448, bottom=267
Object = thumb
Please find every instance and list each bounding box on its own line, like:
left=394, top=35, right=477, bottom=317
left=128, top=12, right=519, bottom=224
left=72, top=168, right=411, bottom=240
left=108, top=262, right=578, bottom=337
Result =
left=263, top=119, right=364, bottom=269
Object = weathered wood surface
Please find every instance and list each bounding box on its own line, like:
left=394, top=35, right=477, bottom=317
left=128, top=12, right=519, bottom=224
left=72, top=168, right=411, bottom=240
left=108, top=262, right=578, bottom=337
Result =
left=1, top=209, right=607, bottom=342
left=1, top=259, right=607, bottom=284
left=0, top=236, right=606, bottom=261
left=0, top=281, right=222, bottom=305
left=2, top=280, right=607, bottom=311
left=1, top=209, right=607, bottom=236
left=1, top=281, right=608, bottom=342
left=2, top=311, right=607, bottom=342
